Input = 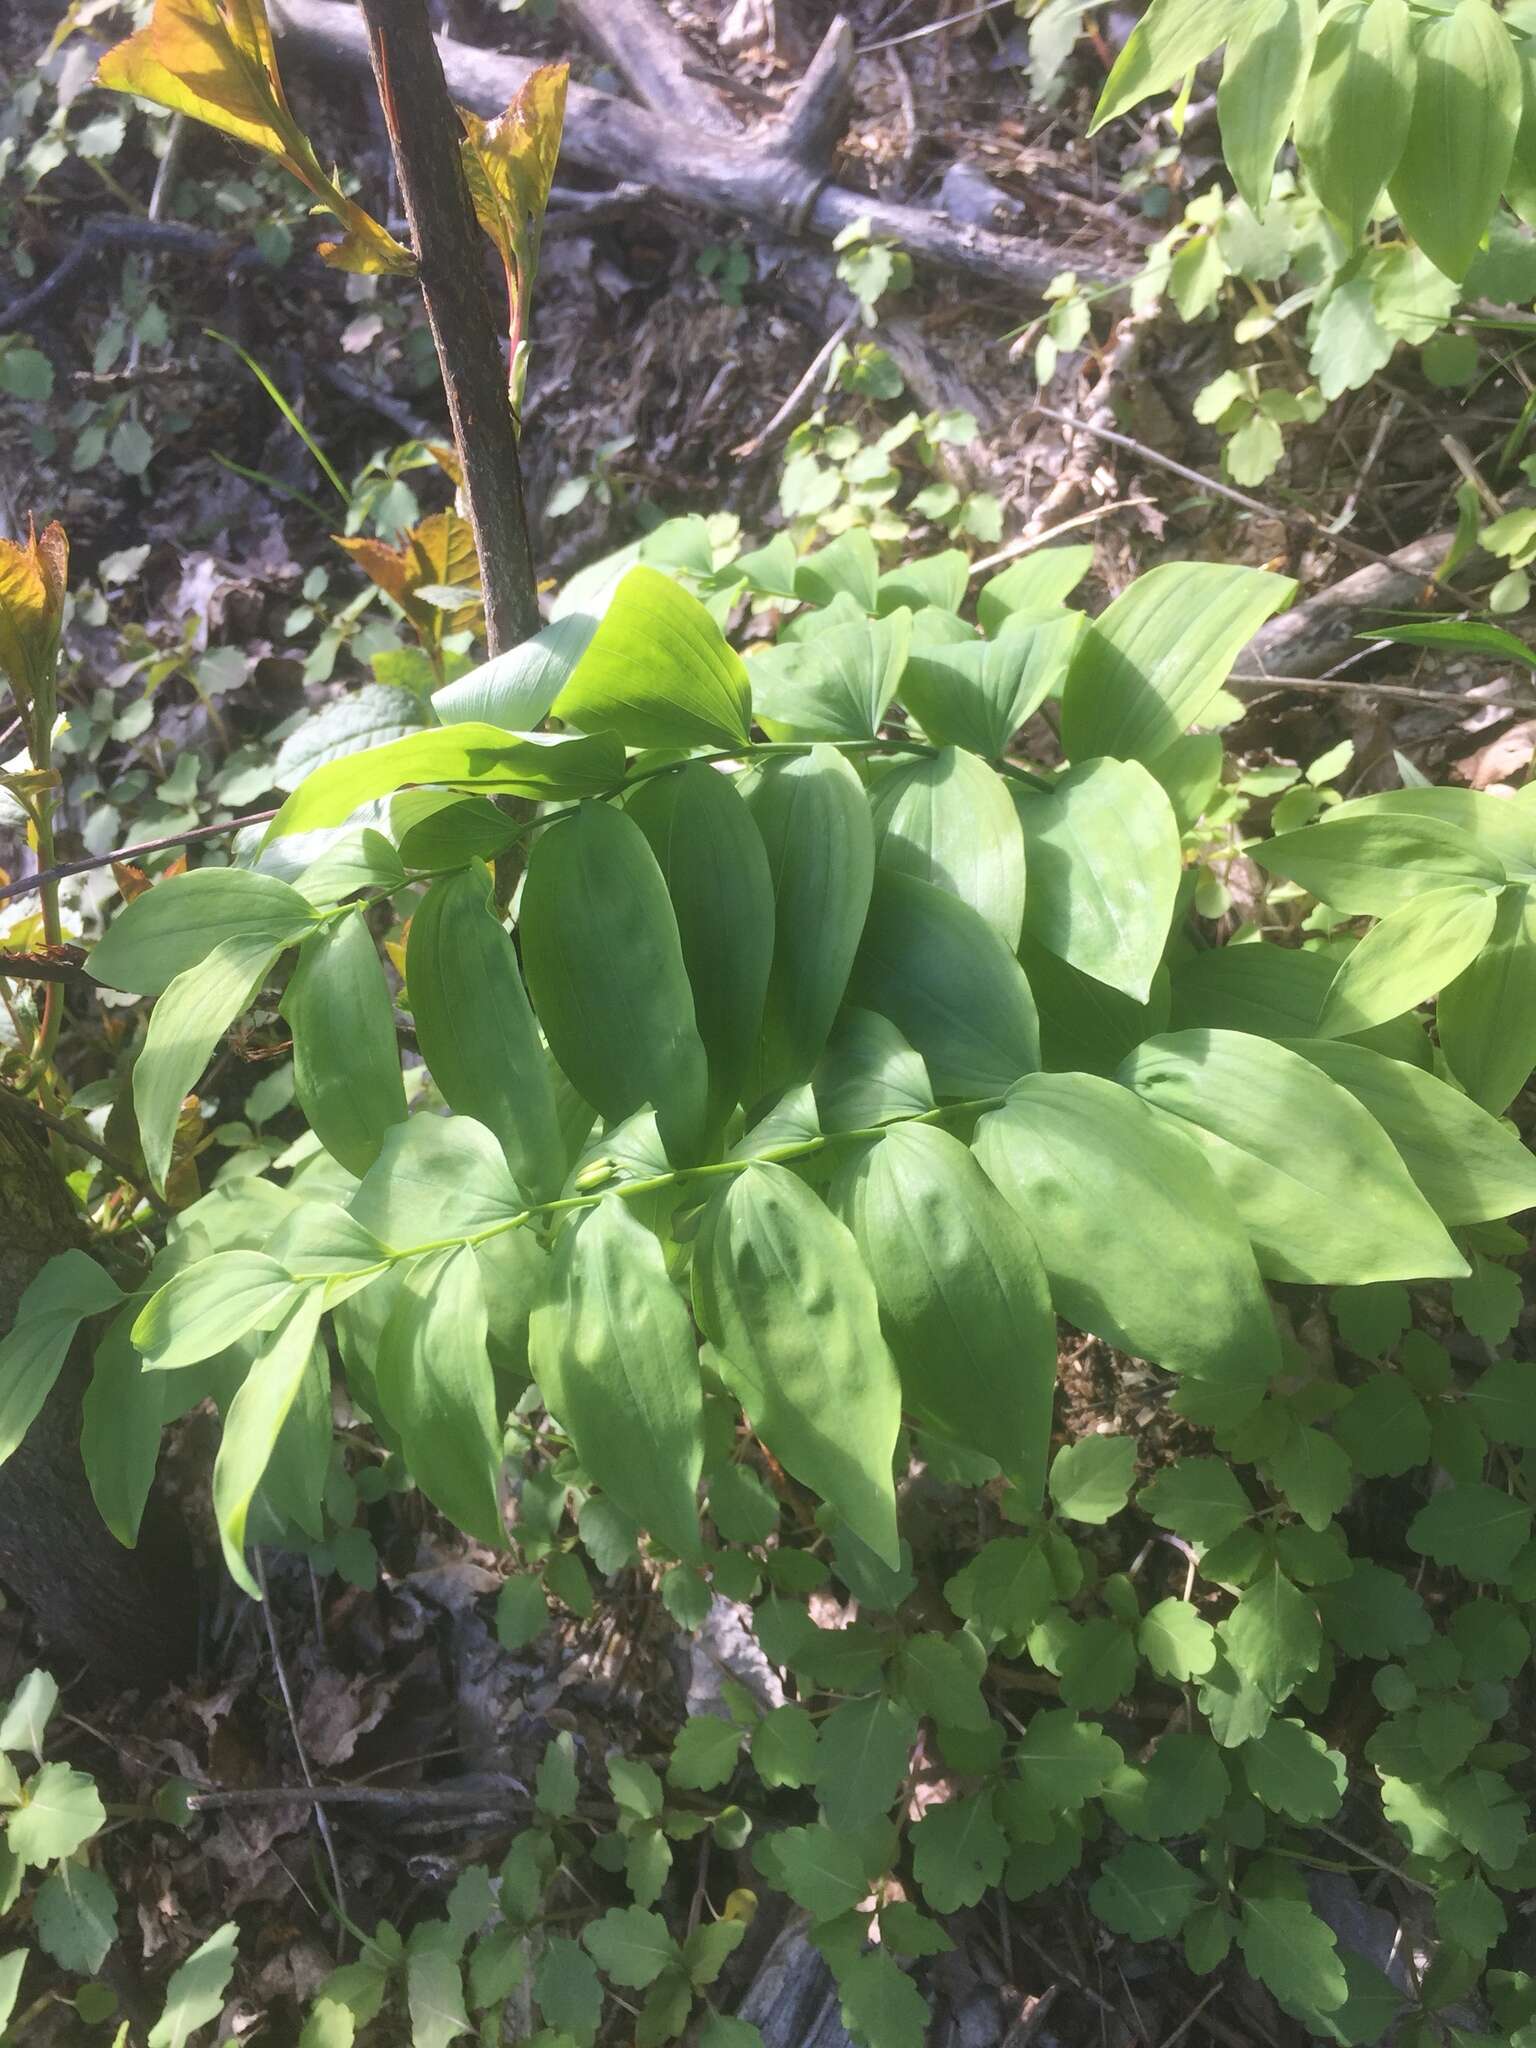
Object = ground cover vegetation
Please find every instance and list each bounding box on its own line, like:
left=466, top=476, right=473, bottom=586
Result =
left=2, top=0, right=1536, bottom=2043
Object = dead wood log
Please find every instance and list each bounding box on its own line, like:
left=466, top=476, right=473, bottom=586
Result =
left=0, top=1095, right=196, bottom=1686
left=1238, top=524, right=1501, bottom=684
left=559, top=0, right=742, bottom=132
left=270, top=0, right=1114, bottom=296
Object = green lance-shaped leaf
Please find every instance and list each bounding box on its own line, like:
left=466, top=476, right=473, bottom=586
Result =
left=262, top=725, right=625, bottom=842
left=211, top=1289, right=324, bottom=1598
left=1287, top=1037, right=1536, bottom=1224
left=1295, top=0, right=1415, bottom=242
left=1256, top=811, right=1506, bottom=916
left=433, top=610, right=595, bottom=730
left=1059, top=563, right=1294, bottom=766
left=748, top=611, right=910, bottom=742
left=870, top=748, right=1026, bottom=949
left=743, top=744, right=875, bottom=1096
left=1325, top=785, right=1536, bottom=880
left=81, top=1298, right=168, bottom=1546
left=1119, top=1029, right=1466, bottom=1285
left=898, top=613, right=1080, bottom=759
left=1169, top=941, right=1427, bottom=1067
left=625, top=762, right=775, bottom=1135
left=1092, top=0, right=1266, bottom=129
left=693, top=1162, right=902, bottom=1566
left=520, top=801, right=709, bottom=1163
left=550, top=564, right=751, bottom=749
left=135, top=931, right=285, bottom=1193
left=976, top=1076, right=1278, bottom=1398
left=977, top=548, right=1093, bottom=630
left=1013, top=756, right=1181, bottom=1002
left=406, top=861, right=565, bottom=1199
left=132, top=1248, right=299, bottom=1370
left=529, top=1195, right=704, bottom=1560
left=1508, top=34, right=1536, bottom=223
left=1437, top=882, right=1536, bottom=1111
left=848, top=870, right=1040, bottom=1097
left=147, top=1922, right=239, bottom=2048
left=1022, top=933, right=1170, bottom=1079
left=281, top=911, right=407, bottom=1179
left=1218, top=0, right=1319, bottom=219
left=1388, top=0, right=1521, bottom=282
left=88, top=866, right=318, bottom=995
left=831, top=1122, right=1056, bottom=1501
left=1316, top=884, right=1500, bottom=1037
left=375, top=1245, right=505, bottom=1546
left=0, top=1252, right=122, bottom=1469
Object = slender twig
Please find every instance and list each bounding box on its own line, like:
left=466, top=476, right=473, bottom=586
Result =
left=357, top=0, right=540, bottom=654
left=1031, top=403, right=1472, bottom=598
left=733, top=314, right=857, bottom=458
left=968, top=496, right=1157, bottom=578
left=1231, top=670, right=1532, bottom=706
left=1, top=1090, right=172, bottom=1217
left=253, top=1550, right=349, bottom=1951
left=857, top=0, right=1015, bottom=52
left=0, top=809, right=277, bottom=911
left=187, top=1780, right=534, bottom=1813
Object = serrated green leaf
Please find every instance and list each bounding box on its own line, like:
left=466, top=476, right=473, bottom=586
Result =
left=836, top=1951, right=928, bottom=2048
left=814, top=1695, right=916, bottom=1830
left=7, top=1764, right=104, bottom=1867
left=1224, top=1563, right=1321, bottom=1703
left=763, top=1823, right=870, bottom=1919
left=532, top=1934, right=602, bottom=2046
left=582, top=1907, right=681, bottom=1989
left=1014, top=1709, right=1124, bottom=1810
left=751, top=1704, right=820, bottom=1788
left=1237, top=1893, right=1345, bottom=2015
left=32, top=1864, right=117, bottom=1974
left=1241, top=1717, right=1345, bottom=1820
left=667, top=1715, right=743, bottom=1792
left=1407, top=1482, right=1532, bottom=1585
left=1089, top=1842, right=1202, bottom=1939
left=1049, top=1436, right=1138, bottom=1524
left=1141, top=1458, right=1255, bottom=1546
left=1139, top=1599, right=1219, bottom=1681
left=911, top=1792, right=1006, bottom=1912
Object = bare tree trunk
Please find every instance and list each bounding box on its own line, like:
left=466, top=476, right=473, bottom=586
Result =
left=0, top=1098, right=195, bottom=1686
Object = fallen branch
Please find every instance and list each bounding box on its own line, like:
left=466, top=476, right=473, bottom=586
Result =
left=561, top=0, right=741, bottom=132
left=269, top=0, right=1112, bottom=296
left=0, top=809, right=277, bottom=912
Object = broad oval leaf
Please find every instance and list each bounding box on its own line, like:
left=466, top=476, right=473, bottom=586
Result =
left=1325, top=785, right=1536, bottom=882
left=520, top=801, right=710, bottom=1162
left=348, top=1113, right=526, bottom=1249
left=878, top=549, right=968, bottom=615
left=749, top=612, right=910, bottom=742
left=848, top=870, right=1040, bottom=1098
left=1014, top=756, right=1181, bottom=1002
left=743, top=744, right=875, bottom=1096
left=977, top=548, right=1093, bottom=632
left=1295, top=0, right=1415, bottom=241
left=1438, top=881, right=1536, bottom=1110
left=0, top=1252, right=123, bottom=1470
left=813, top=1007, right=935, bottom=1133
left=1022, top=934, right=1171, bottom=1078
left=88, top=867, right=315, bottom=995
left=133, top=1249, right=298, bottom=1370
left=1256, top=812, right=1505, bottom=915
left=212, top=1290, right=325, bottom=1597
left=871, top=748, right=1026, bottom=947
left=375, top=1244, right=505, bottom=1545
left=832, top=1122, right=1056, bottom=1500
left=406, top=861, right=565, bottom=1199
left=434, top=610, right=595, bottom=730
left=625, top=762, right=776, bottom=1135
left=550, top=564, right=751, bottom=749
left=530, top=1195, right=704, bottom=1560
left=1217, top=0, right=1319, bottom=219
left=693, top=1162, right=902, bottom=1566
left=1092, top=0, right=1262, bottom=129
left=1169, top=941, right=1429, bottom=1066
left=1118, top=1029, right=1466, bottom=1284
left=263, top=726, right=624, bottom=842
left=975, top=1075, right=1279, bottom=1395
left=1287, top=1037, right=1536, bottom=1223
left=281, top=911, right=407, bottom=1178
left=1387, top=0, right=1521, bottom=282
left=1060, top=564, right=1294, bottom=766
left=899, top=613, right=1079, bottom=758
left=1316, top=884, right=1500, bottom=1036
left=134, top=932, right=283, bottom=1192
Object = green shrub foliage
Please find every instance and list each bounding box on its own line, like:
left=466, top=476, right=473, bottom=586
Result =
left=6, top=545, right=1536, bottom=2044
